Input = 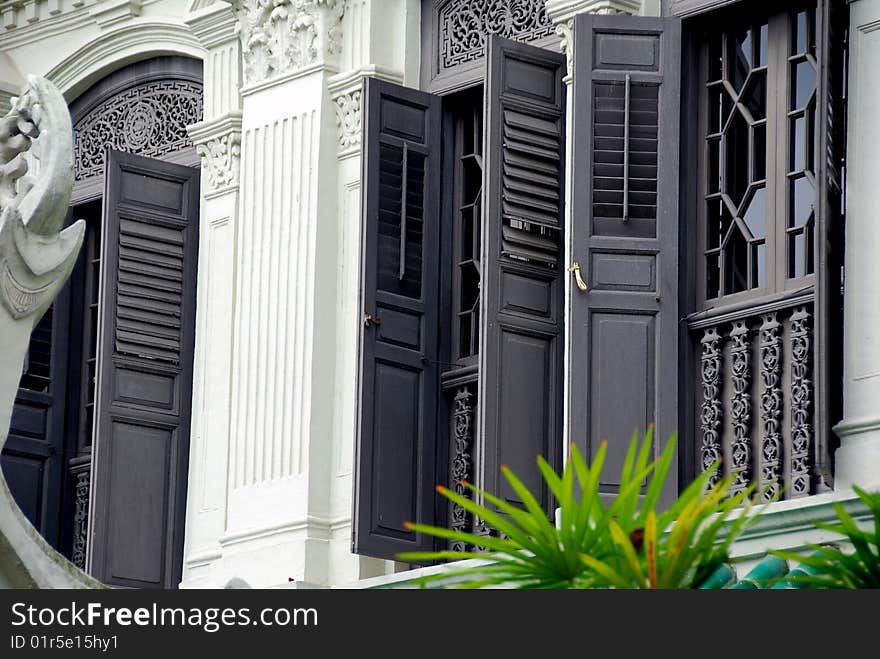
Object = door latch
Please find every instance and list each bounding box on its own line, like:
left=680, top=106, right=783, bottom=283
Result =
left=568, top=262, right=588, bottom=292
left=363, top=312, right=382, bottom=327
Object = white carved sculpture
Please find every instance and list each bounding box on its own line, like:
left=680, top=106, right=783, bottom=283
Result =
left=0, top=76, right=99, bottom=588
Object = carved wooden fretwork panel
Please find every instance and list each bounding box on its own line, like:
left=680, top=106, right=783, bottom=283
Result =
left=693, top=301, right=816, bottom=500
left=439, top=0, right=554, bottom=71
left=74, top=80, right=203, bottom=180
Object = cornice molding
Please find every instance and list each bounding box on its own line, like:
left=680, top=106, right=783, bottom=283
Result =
left=45, top=19, right=204, bottom=101
left=184, top=0, right=237, bottom=48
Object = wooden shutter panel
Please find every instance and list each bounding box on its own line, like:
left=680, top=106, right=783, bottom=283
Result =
left=89, top=150, right=199, bottom=588
left=480, top=37, right=566, bottom=514
left=353, top=78, right=443, bottom=560
left=569, top=14, right=681, bottom=503
left=814, top=0, right=847, bottom=486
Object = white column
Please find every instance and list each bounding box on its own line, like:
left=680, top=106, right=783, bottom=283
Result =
left=181, top=1, right=243, bottom=588
left=833, top=0, right=880, bottom=491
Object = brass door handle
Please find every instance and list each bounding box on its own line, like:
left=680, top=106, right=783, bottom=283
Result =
left=363, top=312, right=382, bottom=327
left=568, top=261, right=588, bottom=292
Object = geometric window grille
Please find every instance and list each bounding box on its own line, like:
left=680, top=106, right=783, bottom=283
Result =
left=705, top=19, right=770, bottom=298
left=703, top=8, right=821, bottom=301
left=74, top=79, right=203, bottom=181
left=787, top=8, right=817, bottom=279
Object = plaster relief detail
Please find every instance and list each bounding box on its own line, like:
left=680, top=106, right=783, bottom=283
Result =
left=333, top=86, right=361, bottom=151
left=231, top=0, right=345, bottom=84
left=195, top=131, right=242, bottom=191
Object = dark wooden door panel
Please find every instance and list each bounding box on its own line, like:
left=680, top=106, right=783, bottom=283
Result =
left=570, top=15, right=681, bottom=502
left=480, top=36, right=567, bottom=513
left=353, top=78, right=443, bottom=560
left=89, top=150, right=199, bottom=589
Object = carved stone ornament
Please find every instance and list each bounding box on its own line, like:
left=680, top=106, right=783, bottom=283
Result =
left=231, top=0, right=345, bottom=84
left=196, top=131, right=242, bottom=191
left=0, top=76, right=99, bottom=588
left=439, top=0, right=554, bottom=70
left=333, top=87, right=361, bottom=151
left=74, top=80, right=203, bottom=181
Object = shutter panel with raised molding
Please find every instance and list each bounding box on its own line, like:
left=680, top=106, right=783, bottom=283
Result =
left=90, top=150, right=199, bottom=588
left=569, top=14, right=681, bottom=503
left=480, top=36, right=567, bottom=514
left=353, top=78, right=443, bottom=560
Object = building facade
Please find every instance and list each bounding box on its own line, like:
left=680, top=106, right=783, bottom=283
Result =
left=1, top=0, right=878, bottom=588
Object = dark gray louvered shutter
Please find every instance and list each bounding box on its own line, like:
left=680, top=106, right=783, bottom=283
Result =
left=89, top=150, right=199, bottom=588
left=814, top=0, right=847, bottom=487
left=480, top=37, right=566, bottom=514
left=353, top=78, right=442, bottom=560
left=569, top=14, right=681, bottom=503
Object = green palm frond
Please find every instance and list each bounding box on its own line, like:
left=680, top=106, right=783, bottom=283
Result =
left=770, top=485, right=880, bottom=589
left=399, top=429, right=759, bottom=589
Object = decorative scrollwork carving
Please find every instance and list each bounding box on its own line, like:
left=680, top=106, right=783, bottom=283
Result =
left=74, top=80, right=203, bottom=180
left=333, top=88, right=362, bottom=151
left=449, top=386, right=474, bottom=552
left=790, top=306, right=813, bottom=497
left=729, top=321, right=751, bottom=495
left=231, top=0, right=345, bottom=84
left=700, top=326, right=723, bottom=487
left=439, top=0, right=554, bottom=71
left=759, top=312, right=782, bottom=501
left=195, top=132, right=242, bottom=191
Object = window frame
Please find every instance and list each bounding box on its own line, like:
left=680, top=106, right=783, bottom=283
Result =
left=693, top=3, right=821, bottom=312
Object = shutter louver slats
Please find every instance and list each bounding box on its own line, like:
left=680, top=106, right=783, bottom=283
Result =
left=592, top=82, right=659, bottom=230
left=377, top=143, right=426, bottom=298
left=115, top=219, right=185, bottom=365
left=482, top=37, right=566, bottom=515
left=500, top=107, right=562, bottom=262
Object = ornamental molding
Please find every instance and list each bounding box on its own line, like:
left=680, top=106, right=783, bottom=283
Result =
left=189, top=111, right=242, bottom=194
left=46, top=20, right=204, bottom=99
left=230, top=0, right=345, bottom=85
left=0, top=1, right=176, bottom=49
left=544, top=0, right=640, bottom=24
left=185, top=0, right=237, bottom=48
left=195, top=132, right=241, bottom=192
left=89, top=0, right=142, bottom=29
left=332, top=85, right=361, bottom=153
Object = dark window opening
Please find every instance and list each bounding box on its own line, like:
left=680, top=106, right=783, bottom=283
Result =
left=447, top=86, right=484, bottom=364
